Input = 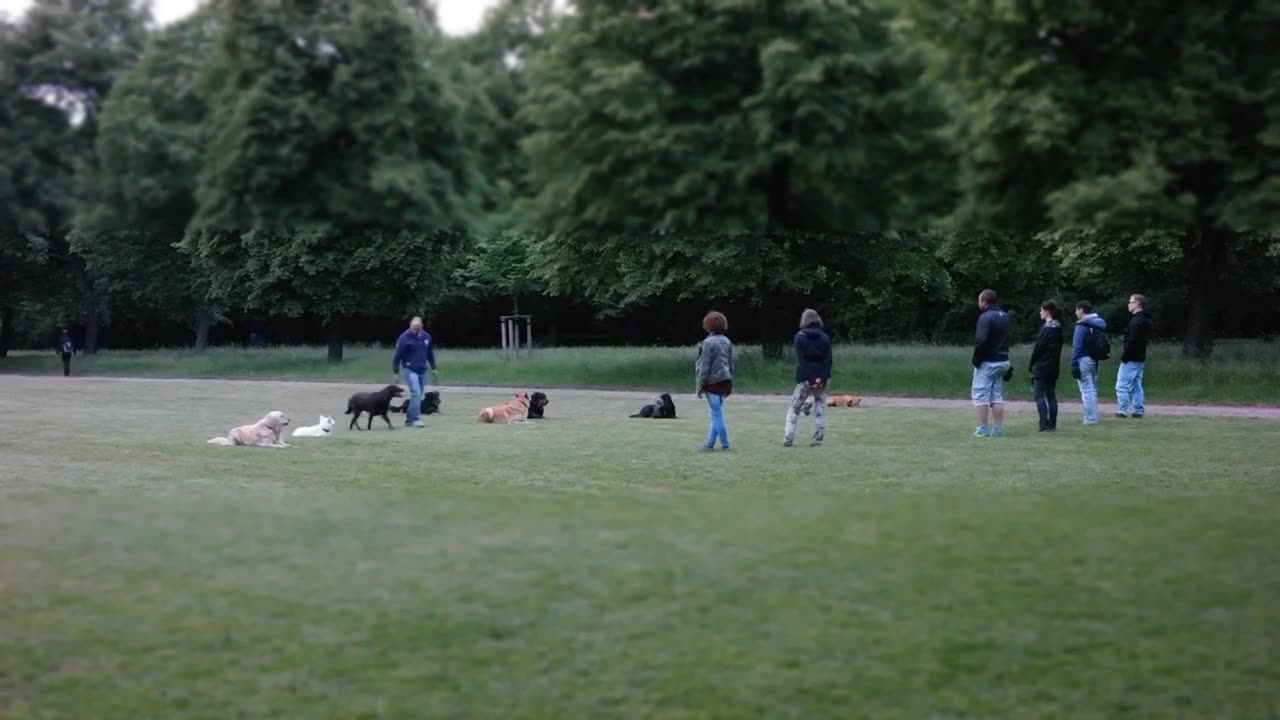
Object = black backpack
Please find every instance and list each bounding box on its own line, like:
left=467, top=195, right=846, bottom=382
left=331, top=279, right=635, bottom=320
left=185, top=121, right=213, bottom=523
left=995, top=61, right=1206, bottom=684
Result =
left=1085, top=326, right=1111, bottom=361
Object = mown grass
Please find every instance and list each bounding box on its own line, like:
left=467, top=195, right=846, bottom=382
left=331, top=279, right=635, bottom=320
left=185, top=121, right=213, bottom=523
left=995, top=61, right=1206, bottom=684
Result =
left=1, top=376, right=1278, bottom=718
left=4, top=339, right=1280, bottom=405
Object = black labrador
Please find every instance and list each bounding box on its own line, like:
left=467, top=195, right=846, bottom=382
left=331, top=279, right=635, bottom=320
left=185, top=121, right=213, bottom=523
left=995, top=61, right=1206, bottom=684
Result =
left=527, top=392, right=550, bottom=419
left=392, top=391, right=441, bottom=416
left=346, top=385, right=405, bottom=430
left=630, top=393, right=677, bottom=419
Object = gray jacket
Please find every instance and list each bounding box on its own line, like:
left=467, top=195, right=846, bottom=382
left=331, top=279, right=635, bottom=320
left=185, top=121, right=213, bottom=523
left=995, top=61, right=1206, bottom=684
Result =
left=695, top=333, right=734, bottom=388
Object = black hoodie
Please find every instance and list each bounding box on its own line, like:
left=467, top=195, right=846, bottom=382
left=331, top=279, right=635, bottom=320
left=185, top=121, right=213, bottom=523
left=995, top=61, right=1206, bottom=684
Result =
left=794, top=323, right=833, bottom=384
left=1122, top=311, right=1153, bottom=363
left=1028, top=321, right=1064, bottom=381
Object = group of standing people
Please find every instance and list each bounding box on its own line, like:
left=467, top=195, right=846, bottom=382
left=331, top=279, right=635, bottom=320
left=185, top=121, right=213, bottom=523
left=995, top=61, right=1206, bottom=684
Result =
left=691, top=290, right=1153, bottom=449
left=977, top=290, right=1152, bottom=435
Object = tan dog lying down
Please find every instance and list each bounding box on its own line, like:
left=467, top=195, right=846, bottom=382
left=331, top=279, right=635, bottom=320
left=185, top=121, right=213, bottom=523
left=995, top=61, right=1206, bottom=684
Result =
left=478, top=392, right=531, bottom=424
left=208, top=411, right=291, bottom=447
left=827, top=395, right=862, bottom=407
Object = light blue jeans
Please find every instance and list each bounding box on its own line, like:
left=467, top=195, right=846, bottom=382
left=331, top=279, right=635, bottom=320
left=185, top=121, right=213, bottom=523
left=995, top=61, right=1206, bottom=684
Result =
left=1076, top=357, right=1100, bottom=425
left=1116, top=361, right=1145, bottom=415
left=402, top=368, right=428, bottom=425
left=704, top=393, right=730, bottom=449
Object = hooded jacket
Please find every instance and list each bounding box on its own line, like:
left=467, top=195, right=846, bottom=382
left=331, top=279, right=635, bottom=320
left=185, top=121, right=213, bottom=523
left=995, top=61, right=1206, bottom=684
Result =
left=793, top=323, right=833, bottom=384
left=1028, top=321, right=1063, bottom=381
left=1071, top=314, right=1108, bottom=369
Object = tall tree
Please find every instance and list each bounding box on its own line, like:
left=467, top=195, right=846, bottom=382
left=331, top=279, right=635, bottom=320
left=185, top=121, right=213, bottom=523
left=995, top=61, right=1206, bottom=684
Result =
left=900, top=0, right=1280, bottom=356
left=74, top=10, right=221, bottom=350
left=186, top=0, right=479, bottom=362
left=522, top=0, right=952, bottom=355
left=0, top=0, right=149, bottom=353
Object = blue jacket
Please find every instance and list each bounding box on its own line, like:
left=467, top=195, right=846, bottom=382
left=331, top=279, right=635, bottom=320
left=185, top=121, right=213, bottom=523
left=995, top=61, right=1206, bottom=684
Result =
left=1071, top=314, right=1107, bottom=369
left=794, top=324, right=832, bottom=384
left=393, top=329, right=436, bottom=373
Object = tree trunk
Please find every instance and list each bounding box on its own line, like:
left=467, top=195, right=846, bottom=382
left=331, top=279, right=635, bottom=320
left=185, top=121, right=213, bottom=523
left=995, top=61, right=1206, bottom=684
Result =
left=0, top=305, right=13, bottom=358
left=326, top=317, right=344, bottom=364
left=194, top=306, right=212, bottom=352
left=1181, top=226, right=1225, bottom=359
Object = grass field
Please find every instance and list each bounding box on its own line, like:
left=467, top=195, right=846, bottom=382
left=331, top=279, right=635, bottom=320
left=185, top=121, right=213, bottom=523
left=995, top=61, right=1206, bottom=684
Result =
left=1, top=376, right=1278, bottom=718
left=4, top=339, right=1280, bottom=405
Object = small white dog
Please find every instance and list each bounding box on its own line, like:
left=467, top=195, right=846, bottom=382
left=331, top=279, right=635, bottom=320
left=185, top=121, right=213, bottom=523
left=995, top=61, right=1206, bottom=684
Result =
left=292, top=415, right=336, bottom=438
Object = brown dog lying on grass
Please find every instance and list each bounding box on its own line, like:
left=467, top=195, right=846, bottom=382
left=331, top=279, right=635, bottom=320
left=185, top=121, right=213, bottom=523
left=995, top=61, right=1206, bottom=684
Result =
left=801, top=395, right=863, bottom=415
left=207, top=411, right=291, bottom=447
left=478, top=392, right=531, bottom=424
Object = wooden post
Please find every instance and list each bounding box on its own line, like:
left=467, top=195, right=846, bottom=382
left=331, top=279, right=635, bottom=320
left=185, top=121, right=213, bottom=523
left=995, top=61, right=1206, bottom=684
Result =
left=527, top=317, right=533, bottom=359
left=500, top=319, right=508, bottom=360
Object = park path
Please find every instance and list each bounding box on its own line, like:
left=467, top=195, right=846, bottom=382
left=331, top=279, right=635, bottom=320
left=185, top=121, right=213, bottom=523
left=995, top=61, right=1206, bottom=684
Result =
left=9, top=374, right=1278, bottom=420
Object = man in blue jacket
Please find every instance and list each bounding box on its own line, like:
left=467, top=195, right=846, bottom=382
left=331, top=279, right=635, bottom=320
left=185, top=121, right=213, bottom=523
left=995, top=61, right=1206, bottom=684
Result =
left=971, top=289, right=1012, bottom=437
left=1071, top=301, right=1108, bottom=426
left=392, top=316, right=438, bottom=428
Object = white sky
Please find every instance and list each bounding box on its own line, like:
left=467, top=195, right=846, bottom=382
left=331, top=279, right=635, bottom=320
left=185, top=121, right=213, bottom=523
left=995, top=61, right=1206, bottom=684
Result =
left=0, top=0, right=500, bottom=35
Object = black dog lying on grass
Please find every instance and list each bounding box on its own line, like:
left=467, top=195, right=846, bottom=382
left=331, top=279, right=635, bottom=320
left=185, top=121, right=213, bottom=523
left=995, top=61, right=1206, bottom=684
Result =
left=630, top=393, right=677, bottom=419
left=392, top=391, right=441, bottom=417
left=346, top=385, right=405, bottom=430
left=527, top=392, right=550, bottom=419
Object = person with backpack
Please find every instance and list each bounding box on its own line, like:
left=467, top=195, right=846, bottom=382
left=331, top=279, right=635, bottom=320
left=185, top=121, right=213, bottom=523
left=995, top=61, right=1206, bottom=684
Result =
left=1071, top=301, right=1109, bottom=426
left=1028, top=300, right=1064, bottom=432
left=1115, top=293, right=1152, bottom=419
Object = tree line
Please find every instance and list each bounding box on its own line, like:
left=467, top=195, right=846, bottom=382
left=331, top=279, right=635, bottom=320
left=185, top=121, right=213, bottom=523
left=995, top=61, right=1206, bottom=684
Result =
left=1, top=0, right=1276, bottom=361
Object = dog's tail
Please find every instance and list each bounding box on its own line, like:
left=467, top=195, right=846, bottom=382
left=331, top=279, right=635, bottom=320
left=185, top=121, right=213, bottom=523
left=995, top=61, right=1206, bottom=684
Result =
left=629, top=413, right=643, bottom=418
left=207, top=436, right=233, bottom=446
left=478, top=408, right=494, bottom=423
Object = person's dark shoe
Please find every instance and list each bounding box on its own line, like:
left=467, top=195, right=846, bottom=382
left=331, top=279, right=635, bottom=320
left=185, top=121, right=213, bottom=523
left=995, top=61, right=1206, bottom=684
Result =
left=1132, top=414, right=1144, bottom=419
left=783, top=441, right=794, bottom=448
left=699, top=445, right=716, bottom=452
left=810, top=442, right=822, bottom=448
left=1115, top=412, right=1128, bottom=418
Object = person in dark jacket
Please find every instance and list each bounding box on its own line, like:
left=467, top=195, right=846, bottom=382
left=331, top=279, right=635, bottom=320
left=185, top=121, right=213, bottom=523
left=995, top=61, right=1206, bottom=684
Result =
left=56, top=328, right=74, bottom=377
left=1115, top=293, right=1152, bottom=418
left=971, top=289, right=1013, bottom=437
left=392, top=316, right=438, bottom=428
left=784, top=309, right=833, bottom=447
left=1027, top=301, right=1064, bottom=432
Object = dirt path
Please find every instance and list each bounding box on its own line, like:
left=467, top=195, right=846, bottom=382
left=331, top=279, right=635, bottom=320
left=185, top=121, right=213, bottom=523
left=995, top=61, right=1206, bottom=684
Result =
left=7, top=374, right=1278, bottom=420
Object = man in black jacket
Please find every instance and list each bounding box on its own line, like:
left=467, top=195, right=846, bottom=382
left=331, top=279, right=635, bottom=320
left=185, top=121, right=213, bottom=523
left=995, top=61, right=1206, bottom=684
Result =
left=784, top=309, right=832, bottom=448
left=971, top=289, right=1012, bottom=437
left=1115, top=293, right=1152, bottom=418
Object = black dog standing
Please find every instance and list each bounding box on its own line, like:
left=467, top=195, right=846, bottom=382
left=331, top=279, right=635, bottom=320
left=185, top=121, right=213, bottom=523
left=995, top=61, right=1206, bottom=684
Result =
left=346, top=385, right=406, bottom=430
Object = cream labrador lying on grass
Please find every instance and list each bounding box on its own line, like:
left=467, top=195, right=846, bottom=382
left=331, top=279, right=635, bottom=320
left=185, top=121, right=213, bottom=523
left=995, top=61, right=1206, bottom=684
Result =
left=208, top=411, right=291, bottom=447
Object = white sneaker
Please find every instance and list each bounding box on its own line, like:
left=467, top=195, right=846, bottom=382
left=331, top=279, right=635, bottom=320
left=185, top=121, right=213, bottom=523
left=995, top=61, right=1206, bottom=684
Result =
left=410, top=421, right=425, bottom=428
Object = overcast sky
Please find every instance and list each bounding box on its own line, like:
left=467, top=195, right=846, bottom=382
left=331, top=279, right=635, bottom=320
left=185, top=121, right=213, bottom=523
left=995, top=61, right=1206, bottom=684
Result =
left=0, top=0, right=501, bottom=35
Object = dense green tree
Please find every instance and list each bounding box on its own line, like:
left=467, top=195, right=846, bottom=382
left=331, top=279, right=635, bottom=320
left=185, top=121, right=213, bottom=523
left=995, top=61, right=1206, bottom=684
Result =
left=186, top=0, right=479, bottom=362
left=522, top=0, right=953, bottom=355
left=73, top=10, right=220, bottom=350
left=900, top=0, right=1280, bottom=356
left=0, top=0, right=149, bottom=353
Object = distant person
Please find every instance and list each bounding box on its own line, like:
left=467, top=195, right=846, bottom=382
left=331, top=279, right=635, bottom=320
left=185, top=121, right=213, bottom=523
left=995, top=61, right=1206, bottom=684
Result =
left=1028, top=300, right=1064, bottom=432
left=56, top=328, right=74, bottom=377
left=1071, top=300, right=1109, bottom=426
left=971, top=289, right=1012, bottom=437
left=784, top=308, right=832, bottom=448
left=392, top=316, right=438, bottom=429
left=695, top=310, right=734, bottom=451
left=1116, top=293, right=1152, bottom=419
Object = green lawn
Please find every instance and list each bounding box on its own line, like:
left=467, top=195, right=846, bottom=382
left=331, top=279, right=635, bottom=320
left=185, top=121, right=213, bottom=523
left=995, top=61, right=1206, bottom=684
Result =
left=1, top=377, right=1277, bottom=718
left=4, top=339, right=1280, bottom=405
